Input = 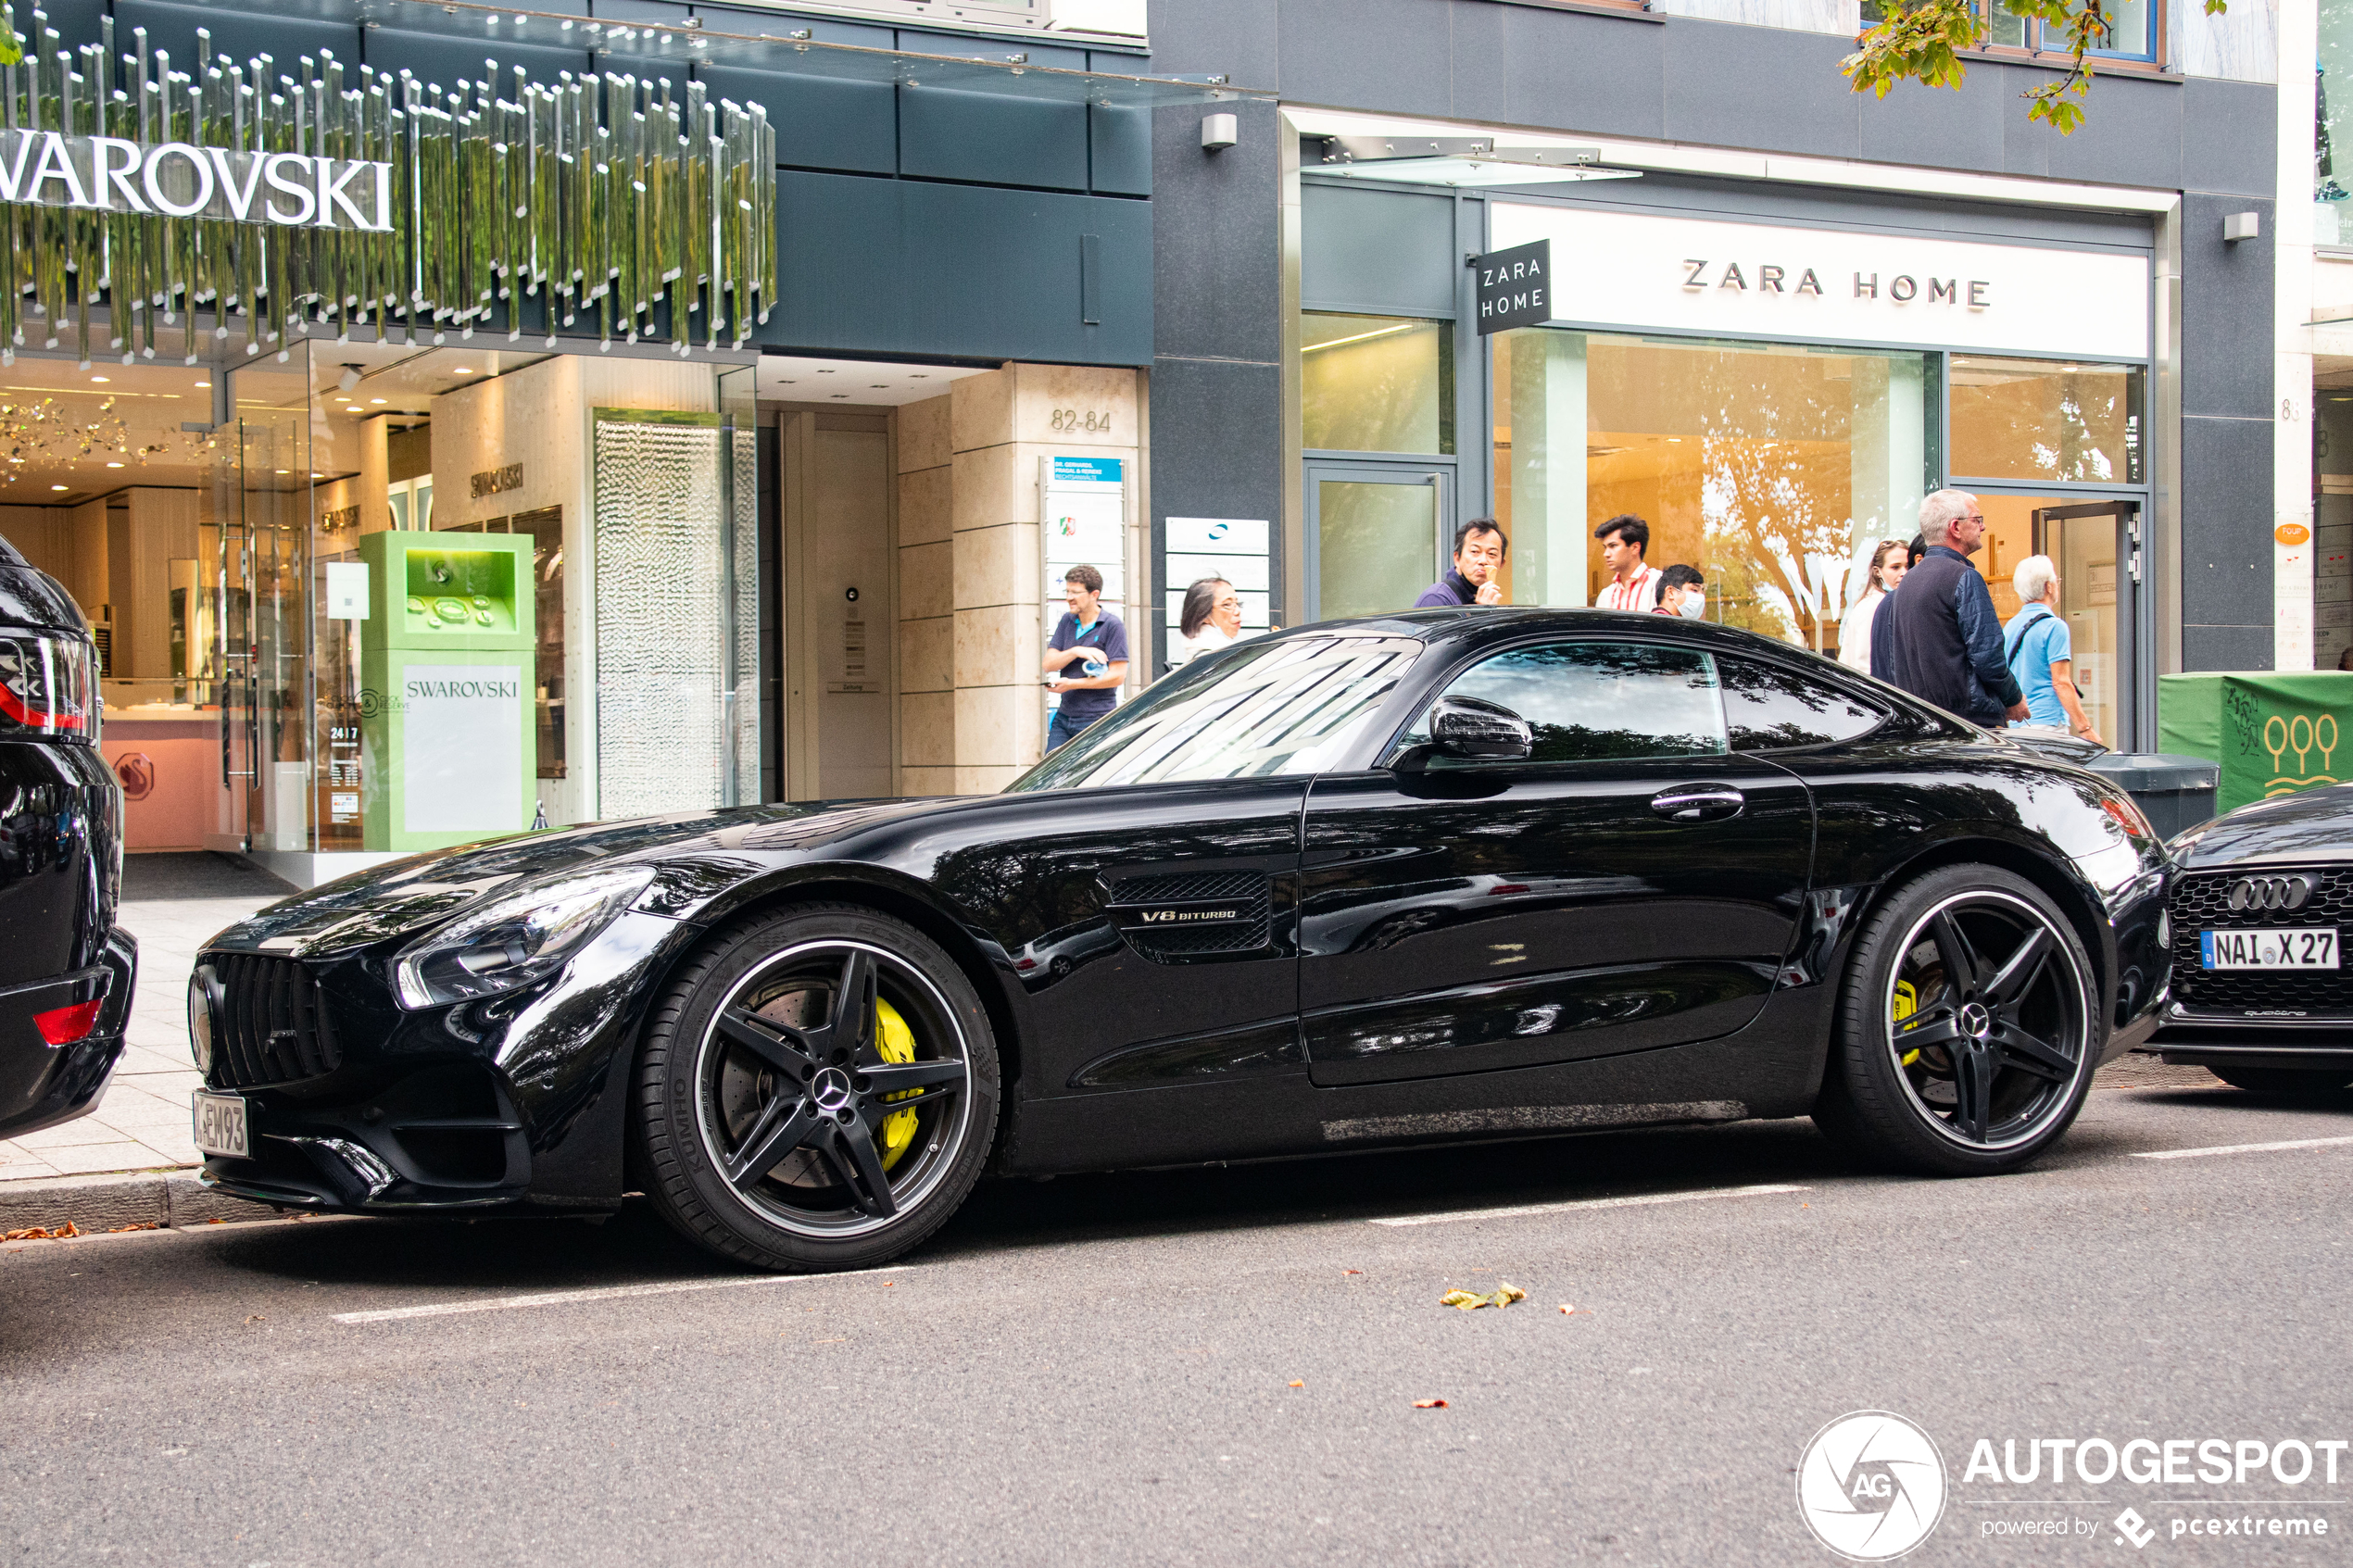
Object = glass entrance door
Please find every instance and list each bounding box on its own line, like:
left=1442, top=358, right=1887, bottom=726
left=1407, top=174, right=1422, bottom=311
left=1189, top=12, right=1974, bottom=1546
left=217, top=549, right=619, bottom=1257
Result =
left=2032, top=500, right=2139, bottom=750
left=1306, top=464, right=1453, bottom=622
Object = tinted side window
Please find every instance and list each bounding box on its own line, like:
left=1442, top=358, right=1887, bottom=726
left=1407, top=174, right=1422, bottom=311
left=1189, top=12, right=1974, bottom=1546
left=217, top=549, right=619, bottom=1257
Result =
left=1720, top=657, right=1884, bottom=750
left=1408, top=642, right=1730, bottom=763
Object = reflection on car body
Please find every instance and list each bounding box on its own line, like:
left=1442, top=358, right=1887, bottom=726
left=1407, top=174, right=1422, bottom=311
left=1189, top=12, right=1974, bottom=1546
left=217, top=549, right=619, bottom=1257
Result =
left=189, top=608, right=2169, bottom=1273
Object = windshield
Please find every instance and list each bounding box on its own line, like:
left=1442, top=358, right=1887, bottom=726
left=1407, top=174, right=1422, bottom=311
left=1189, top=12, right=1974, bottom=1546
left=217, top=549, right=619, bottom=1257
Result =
left=1008, top=634, right=1425, bottom=791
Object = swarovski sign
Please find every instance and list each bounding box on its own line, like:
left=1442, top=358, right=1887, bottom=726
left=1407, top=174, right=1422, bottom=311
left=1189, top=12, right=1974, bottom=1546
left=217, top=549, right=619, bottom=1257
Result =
left=0, top=130, right=393, bottom=231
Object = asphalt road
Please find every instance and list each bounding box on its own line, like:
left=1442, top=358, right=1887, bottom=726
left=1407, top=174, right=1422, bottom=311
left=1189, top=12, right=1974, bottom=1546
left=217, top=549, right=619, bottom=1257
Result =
left=5, top=1073, right=2350, bottom=1567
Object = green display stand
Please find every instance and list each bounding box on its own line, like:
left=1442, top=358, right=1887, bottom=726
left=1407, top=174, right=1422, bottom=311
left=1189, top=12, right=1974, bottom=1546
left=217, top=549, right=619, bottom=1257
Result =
left=2157, top=671, right=2353, bottom=815
left=358, top=531, right=537, bottom=852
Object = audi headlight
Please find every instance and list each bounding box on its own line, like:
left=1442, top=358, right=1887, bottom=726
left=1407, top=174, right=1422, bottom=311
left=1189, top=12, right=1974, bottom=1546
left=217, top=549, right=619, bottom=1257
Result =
left=393, top=866, right=655, bottom=1010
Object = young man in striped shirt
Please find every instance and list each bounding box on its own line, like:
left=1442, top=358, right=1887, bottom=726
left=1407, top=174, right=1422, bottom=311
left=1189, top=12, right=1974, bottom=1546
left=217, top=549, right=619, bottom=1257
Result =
left=1593, top=515, right=1660, bottom=610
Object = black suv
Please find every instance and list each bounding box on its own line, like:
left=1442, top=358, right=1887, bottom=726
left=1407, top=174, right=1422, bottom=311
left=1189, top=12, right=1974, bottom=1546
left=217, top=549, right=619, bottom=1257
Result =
left=0, top=535, right=136, bottom=1139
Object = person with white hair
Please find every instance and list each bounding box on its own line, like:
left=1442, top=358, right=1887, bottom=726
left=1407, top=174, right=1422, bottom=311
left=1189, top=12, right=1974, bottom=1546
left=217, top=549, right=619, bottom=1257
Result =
left=1873, top=489, right=2030, bottom=726
left=2003, top=554, right=2103, bottom=744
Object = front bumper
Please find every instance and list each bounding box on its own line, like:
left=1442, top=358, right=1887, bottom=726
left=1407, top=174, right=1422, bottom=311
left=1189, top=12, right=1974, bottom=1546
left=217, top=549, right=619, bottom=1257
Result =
left=195, top=909, right=694, bottom=1214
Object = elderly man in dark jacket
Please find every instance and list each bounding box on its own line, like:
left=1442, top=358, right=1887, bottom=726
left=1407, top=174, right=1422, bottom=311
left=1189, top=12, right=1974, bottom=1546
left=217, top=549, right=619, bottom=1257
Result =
left=1873, top=490, right=2030, bottom=726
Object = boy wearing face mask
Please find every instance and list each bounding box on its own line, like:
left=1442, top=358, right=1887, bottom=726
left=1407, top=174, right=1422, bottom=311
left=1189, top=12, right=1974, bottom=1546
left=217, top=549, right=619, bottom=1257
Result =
left=1652, top=563, right=1707, bottom=620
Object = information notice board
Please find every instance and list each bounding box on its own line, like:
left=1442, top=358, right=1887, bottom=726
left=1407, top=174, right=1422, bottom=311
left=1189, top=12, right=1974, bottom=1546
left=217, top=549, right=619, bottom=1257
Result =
left=1039, top=457, right=1127, bottom=732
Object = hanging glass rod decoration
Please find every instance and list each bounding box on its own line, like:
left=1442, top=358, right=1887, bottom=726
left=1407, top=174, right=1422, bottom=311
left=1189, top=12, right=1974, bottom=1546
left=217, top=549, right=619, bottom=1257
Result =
left=0, top=4, right=777, bottom=368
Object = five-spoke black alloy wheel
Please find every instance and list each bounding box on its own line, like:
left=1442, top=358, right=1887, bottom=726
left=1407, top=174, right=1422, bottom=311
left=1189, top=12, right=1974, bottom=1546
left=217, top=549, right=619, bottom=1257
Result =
left=637, top=905, right=1000, bottom=1271
left=1816, top=866, right=2098, bottom=1174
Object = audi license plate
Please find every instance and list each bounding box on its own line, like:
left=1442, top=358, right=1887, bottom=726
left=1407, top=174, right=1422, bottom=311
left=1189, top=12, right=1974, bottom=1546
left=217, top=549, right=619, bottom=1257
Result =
left=191, top=1090, right=250, bottom=1158
left=2200, top=929, right=2340, bottom=970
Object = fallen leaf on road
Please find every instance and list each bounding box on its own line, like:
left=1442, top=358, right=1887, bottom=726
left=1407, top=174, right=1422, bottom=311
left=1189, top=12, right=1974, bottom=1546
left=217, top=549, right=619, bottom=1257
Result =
left=1288, top=1380, right=1303, bottom=1388
left=244, top=1314, right=264, bottom=1325
left=1413, top=1399, right=1448, bottom=1409
left=1440, top=1284, right=1527, bottom=1311
left=108, top=1223, right=159, bottom=1234
left=1341, top=1269, right=1362, bottom=1275
left=2, top=1223, right=80, bottom=1241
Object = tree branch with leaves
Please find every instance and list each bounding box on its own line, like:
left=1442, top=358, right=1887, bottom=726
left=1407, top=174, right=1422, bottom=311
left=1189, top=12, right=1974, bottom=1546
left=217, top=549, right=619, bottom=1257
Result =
left=1843, top=0, right=2224, bottom=134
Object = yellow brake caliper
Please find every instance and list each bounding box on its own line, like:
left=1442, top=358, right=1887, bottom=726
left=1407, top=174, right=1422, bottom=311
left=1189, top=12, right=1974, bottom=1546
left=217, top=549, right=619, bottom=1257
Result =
left=1893, top=980, right=1921, bottom=1066
left=875, top=998, right=921, bottom=1170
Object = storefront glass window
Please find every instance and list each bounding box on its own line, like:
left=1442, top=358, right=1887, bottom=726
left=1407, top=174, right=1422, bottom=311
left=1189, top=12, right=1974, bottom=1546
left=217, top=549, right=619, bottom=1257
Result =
left=1949, top=356, right=2142, bottom=483
left=2321, top=19, right=2353, bottom=245
left=1493, top=329, right=1933, bottom=656
left=1302, top=313, right=1454, bottom=455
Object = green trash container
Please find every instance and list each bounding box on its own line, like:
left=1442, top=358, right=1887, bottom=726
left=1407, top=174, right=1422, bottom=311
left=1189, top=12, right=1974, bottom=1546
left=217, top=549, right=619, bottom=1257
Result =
left=2157, top=671, right=2353, bottom=816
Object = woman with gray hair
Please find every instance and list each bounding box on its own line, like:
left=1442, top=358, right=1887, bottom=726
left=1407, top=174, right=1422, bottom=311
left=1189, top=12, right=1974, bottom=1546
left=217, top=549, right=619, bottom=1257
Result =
left=2003, top=553, right=2103, bottom=745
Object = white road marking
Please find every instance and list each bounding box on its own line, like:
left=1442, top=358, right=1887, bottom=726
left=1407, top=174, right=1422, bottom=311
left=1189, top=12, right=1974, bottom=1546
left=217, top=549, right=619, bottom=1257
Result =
left=2131, top=1135, right=2353, bottom=1161
left=1367, top=1182, right=1808, bottom=1228
left=334, top=1263, right=917, bottom=1323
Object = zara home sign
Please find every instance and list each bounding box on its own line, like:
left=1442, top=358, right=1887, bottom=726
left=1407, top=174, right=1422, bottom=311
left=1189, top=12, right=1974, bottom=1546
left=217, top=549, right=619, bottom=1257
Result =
left=0, top=130, right=393, bottom=231
left=1490, top=202, right=2150, bottom=360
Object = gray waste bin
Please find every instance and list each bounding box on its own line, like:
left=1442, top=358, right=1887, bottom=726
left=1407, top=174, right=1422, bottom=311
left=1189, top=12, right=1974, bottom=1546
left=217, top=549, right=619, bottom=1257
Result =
left=2081, top=752, right=2220, bottom=841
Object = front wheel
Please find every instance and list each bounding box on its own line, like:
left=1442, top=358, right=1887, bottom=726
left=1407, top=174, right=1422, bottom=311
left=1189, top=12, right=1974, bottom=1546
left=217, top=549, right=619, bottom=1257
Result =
left=2207, top=1064, right=2353, bottom=1095
left=635, top=904, right=1000, bottom=1272
left=1813, top=865, right=2100, bottom=1175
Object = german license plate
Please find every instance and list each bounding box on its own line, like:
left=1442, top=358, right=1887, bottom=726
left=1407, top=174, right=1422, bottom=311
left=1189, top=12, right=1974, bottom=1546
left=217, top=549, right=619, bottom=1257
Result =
left=2200, top=929, right=2340, bottom=970
left=191, top=1090, right=250, bottom=1158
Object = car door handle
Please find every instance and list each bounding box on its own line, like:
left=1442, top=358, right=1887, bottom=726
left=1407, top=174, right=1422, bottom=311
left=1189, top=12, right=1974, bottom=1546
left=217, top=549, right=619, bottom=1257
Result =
left=1651, top=785, right=1745, bottom=823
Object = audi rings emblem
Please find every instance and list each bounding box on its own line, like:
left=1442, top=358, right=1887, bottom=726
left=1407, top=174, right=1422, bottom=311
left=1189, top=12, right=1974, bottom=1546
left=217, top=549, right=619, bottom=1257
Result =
left=2227, top=874, right=2314, bottom=911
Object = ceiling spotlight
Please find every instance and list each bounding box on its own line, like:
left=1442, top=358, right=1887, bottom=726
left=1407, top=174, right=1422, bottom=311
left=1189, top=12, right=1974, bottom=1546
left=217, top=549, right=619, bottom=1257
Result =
left=50, top=483, right=68, bottom=491
left=106, top=461, right=123, bottom=469
left=452, top=367, right=473, bottom=375
left=337, top=364, right=364, bottom=392
left=371, top=397, right=387, bottom=405
left=193, top=380, right=211, bottom=388
left=90, top=375, right=109, bottom=383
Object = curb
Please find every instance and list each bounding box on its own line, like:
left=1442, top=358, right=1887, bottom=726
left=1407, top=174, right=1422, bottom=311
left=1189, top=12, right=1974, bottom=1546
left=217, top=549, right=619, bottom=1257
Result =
left=0, top=1170, right=280, bottom=1236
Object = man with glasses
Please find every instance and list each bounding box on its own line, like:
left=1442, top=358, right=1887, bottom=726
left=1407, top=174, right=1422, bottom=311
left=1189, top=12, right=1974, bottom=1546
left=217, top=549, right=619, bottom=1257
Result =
left=1875, top=490, right=2031, bottom=727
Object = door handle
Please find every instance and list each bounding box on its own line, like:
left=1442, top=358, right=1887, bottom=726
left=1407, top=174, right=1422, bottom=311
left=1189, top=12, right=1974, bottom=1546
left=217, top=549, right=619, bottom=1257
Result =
left=1651, top=785, right=1744, bottom=823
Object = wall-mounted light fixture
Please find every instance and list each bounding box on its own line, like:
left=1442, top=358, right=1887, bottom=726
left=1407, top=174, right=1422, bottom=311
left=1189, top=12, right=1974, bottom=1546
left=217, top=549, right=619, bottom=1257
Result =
left=1202, top=112, right=1239, bottom=152
left=2223, top=211, right=2261, bottom=243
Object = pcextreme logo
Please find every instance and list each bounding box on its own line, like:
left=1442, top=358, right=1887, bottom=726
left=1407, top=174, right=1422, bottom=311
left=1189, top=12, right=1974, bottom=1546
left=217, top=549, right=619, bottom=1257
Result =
left=1798, top=1411, right=1949, bottom=1561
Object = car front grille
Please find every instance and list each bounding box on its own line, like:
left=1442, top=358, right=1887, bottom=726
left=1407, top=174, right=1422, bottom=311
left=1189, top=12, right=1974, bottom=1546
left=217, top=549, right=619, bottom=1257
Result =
left=2170, top=867, right=2353, bottom=1018
left=207, top=953, right=343, bottom=1088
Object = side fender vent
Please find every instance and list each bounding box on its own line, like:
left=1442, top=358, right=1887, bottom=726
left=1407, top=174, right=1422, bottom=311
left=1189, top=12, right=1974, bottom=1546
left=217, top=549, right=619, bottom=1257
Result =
left=1103, top=870, right=1272, bottom=961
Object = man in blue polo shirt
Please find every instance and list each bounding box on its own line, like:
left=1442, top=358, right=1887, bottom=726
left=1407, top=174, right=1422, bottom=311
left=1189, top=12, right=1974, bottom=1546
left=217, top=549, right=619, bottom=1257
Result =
left=1041, top=564, right=1130, bottom=751
left=2004, top=554, right=2104, bottom=745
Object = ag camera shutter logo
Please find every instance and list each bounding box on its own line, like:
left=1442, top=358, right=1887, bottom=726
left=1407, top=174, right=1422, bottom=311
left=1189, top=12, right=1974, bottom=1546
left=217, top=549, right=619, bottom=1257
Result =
left=1797, top=1411, right=1948, bottom=1560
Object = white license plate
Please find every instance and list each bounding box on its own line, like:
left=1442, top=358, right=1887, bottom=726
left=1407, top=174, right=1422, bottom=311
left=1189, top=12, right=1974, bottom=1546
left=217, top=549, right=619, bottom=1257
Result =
left=2200, top=928, right=2340, bottom=970
left=191, top=1090, right=250, bottom=1158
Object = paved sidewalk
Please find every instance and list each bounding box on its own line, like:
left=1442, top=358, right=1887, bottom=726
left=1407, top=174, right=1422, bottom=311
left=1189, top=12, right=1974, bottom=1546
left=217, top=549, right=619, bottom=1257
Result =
left=0, top=854, right=290, bottom=1182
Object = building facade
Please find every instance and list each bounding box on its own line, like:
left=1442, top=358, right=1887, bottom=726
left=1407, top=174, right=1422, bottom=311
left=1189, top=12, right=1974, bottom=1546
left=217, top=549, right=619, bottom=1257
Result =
left=0, top=0, right=2282, bottom=884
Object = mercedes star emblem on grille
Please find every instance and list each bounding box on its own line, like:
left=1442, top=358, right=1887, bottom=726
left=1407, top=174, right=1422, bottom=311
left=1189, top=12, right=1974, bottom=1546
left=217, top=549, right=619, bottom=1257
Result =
left=2226, top=874, right=2314, bottom=911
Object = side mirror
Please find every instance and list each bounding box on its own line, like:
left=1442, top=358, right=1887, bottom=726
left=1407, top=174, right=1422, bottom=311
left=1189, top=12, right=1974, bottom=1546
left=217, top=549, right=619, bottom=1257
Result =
left=1426, top=695, right=1533, bottom=762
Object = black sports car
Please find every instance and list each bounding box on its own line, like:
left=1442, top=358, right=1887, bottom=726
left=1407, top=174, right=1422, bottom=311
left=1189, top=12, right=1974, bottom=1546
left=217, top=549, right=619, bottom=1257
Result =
left=191, top=610, right=2168, bottom=1271
left=0, top=536, right=137, bottom=1140
left=2145, top=784, right=2353, bottom=1092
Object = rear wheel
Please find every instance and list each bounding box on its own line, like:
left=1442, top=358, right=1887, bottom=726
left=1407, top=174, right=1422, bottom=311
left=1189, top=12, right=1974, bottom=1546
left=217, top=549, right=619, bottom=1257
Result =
left=635, top=904, right=1000, bottom=1272
left=1814, top=865, right=2099, bottom=1175
left=2207, top=1064, right=2353, bottom=1094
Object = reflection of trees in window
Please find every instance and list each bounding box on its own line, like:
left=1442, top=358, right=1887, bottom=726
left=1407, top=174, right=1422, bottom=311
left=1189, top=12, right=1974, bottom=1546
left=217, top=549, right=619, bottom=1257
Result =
left=1434, top=643, right=1729, bottom=762
left=1952, top=358, right=2134, bottom=483
left=1720, top=657, right=1883, bottom=750
left=1692, top=355, right=1853, bottom=651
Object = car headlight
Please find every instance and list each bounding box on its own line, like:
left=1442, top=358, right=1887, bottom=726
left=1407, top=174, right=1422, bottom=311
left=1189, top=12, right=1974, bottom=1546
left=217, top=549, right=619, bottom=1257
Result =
left=393, top=866, right=655, bottom=1010
left=186, top=967, right=215, bottom=1073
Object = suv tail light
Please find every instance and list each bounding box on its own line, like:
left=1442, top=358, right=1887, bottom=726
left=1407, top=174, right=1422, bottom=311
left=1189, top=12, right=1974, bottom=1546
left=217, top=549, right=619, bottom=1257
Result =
left=0, top=632, right=97, bottom=740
